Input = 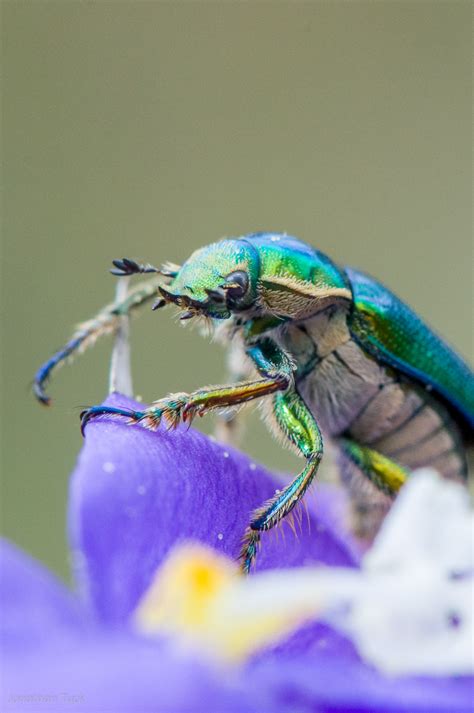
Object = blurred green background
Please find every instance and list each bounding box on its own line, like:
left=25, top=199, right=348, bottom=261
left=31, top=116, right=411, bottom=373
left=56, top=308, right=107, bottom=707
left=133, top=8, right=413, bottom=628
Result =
left=2, top=1, right=472, bottom=582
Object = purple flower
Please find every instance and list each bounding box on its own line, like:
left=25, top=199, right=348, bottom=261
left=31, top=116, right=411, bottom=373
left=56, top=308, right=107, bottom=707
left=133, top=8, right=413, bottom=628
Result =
left=1, top=393, right=472, bottom=713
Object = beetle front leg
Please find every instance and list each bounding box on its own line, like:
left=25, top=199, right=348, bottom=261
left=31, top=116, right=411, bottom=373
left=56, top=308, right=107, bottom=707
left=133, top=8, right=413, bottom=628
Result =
left=81, top=378, right=287, bottom=434
left=240, top=389, right=323, bottom=573
left=34, top=277, right=162, bottom=405
left=81, top=338, right=294, bottom=433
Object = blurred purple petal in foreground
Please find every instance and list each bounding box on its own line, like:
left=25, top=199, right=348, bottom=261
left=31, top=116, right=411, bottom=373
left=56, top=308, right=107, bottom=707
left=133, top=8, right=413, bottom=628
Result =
left=1, top=394, right=472, bottom=713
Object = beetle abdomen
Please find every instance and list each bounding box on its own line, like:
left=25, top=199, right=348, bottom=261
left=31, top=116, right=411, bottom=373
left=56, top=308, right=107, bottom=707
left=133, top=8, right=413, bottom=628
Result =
left=281, top=308, right=467, bottom=480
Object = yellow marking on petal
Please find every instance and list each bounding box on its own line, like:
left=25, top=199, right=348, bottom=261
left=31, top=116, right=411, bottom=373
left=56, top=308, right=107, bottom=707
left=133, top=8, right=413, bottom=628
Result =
left=133, top=543, right=327, bottom=662
left=134, top=544, right=236, bottom=634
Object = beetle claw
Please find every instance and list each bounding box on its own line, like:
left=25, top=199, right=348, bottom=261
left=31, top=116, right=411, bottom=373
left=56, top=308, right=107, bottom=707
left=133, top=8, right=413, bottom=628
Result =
left=80, top=404, right=145, bottom=436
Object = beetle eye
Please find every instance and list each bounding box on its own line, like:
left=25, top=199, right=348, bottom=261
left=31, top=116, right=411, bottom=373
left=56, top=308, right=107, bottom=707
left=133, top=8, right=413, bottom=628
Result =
left=224, top=271, right=249, bottom=299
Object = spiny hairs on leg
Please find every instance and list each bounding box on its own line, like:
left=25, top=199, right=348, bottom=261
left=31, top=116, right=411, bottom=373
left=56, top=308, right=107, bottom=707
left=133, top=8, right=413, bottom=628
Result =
left=239, top=455, right=320, bottom=573
left=240, top=530, right=261, bottom=575
left=80, top=392, right=193, bottom=435
left=34, top=277, right=162, bottom=405
left=239, top=514, right=301, bottom=575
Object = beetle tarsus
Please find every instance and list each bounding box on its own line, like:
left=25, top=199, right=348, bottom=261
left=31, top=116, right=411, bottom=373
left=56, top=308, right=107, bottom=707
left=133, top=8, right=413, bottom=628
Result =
left=80, top=405, right=146, bottom=436
left=33, top=381, right=51, bottom=406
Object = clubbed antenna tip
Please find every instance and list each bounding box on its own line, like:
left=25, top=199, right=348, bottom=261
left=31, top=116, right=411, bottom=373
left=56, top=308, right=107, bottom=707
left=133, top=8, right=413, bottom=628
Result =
left=111, top=258, right=159, bottom=277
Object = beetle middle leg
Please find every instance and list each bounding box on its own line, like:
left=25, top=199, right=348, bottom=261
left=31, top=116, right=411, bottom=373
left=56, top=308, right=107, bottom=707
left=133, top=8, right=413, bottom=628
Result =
left=240, top=389, right=323, bottom=573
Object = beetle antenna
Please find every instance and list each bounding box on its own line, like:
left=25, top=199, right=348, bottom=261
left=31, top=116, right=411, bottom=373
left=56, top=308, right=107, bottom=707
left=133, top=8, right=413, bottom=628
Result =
left=111, top=258, right=160, bottom=276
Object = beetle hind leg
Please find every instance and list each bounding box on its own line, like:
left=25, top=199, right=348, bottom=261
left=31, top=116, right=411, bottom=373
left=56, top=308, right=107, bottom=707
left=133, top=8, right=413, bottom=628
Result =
left=337, top=438, right=408, bottom=543
left=339, top=438, right=408, bottom=497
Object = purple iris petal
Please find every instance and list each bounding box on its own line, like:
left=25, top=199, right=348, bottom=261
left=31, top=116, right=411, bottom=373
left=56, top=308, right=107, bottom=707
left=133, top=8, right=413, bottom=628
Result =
left=70, top=393, right=357, bottom=624
left=0, top=538, right=86, bottom=654
left=0, top=543, right=254, bottom=713
left=2, top=541, right=472, bottom=713
left=247, top=653, right=474, bottom=713
left=3, top=396, right=473, bottom=713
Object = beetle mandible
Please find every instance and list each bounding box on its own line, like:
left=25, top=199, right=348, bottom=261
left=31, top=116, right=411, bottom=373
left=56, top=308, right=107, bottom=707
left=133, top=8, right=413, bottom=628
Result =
left=34, top=233, right=474, bottom=572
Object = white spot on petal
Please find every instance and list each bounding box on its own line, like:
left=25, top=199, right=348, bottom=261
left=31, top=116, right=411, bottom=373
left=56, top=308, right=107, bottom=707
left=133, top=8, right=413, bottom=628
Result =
left=102, top=461, right=116, bottom=474
left=223, top=451, right=229, bottom=458
left=249, top=462, right=257, bottom=471
left=217, top=533, right=224, bottom=541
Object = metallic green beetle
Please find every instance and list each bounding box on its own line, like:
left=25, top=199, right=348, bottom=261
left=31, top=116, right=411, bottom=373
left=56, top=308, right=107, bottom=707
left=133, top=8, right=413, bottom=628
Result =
left=34, top=233, right=474, bottom=572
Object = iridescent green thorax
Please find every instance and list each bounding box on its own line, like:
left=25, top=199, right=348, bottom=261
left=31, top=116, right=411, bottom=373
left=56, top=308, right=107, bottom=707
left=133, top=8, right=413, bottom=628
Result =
left=246, top=233, right=347, bottom=291
left=240, top=234, right=352, bottom=320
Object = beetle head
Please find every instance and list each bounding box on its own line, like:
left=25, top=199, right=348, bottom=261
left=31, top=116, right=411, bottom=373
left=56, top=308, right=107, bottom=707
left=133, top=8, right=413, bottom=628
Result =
left=157, top=239, right=260, bottom=320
